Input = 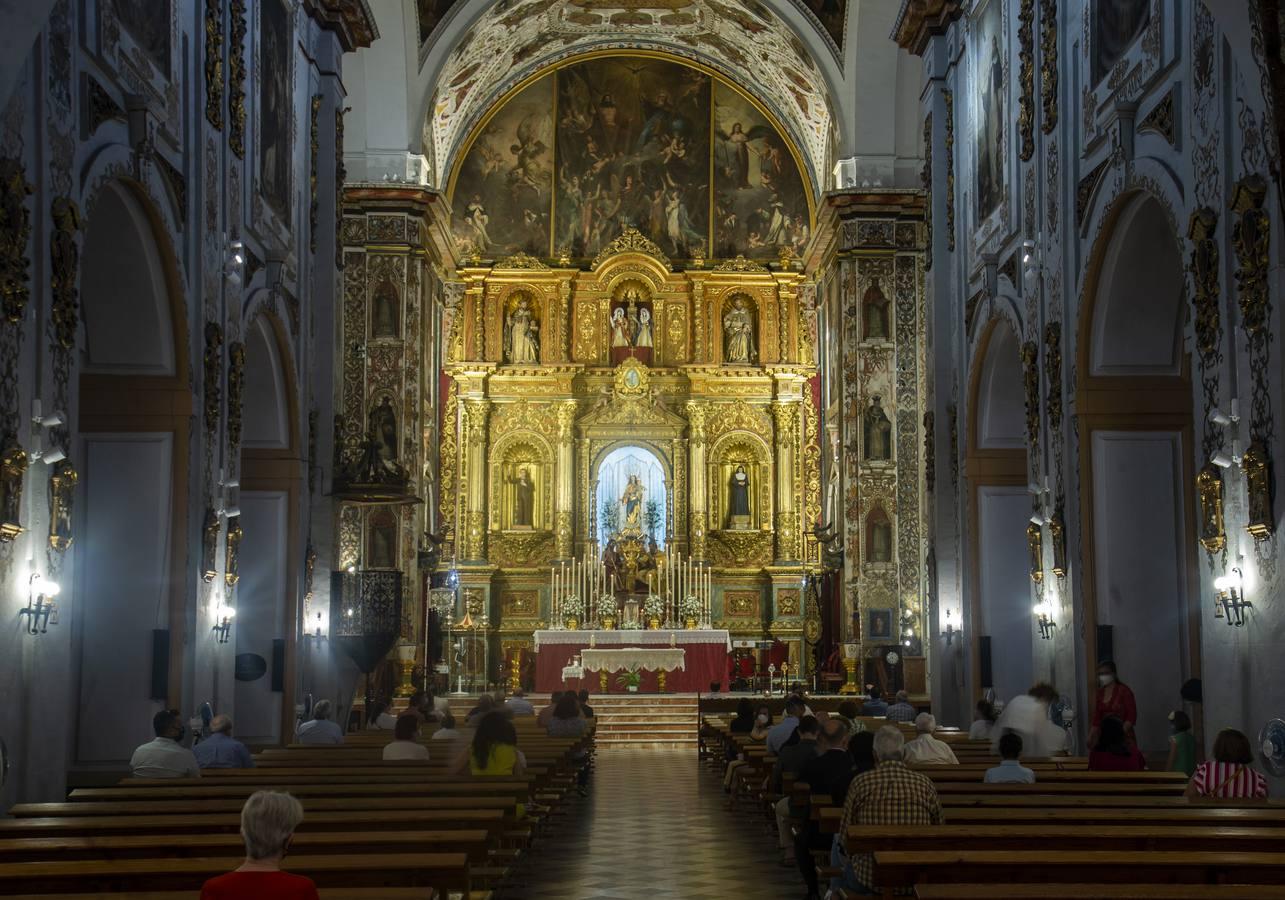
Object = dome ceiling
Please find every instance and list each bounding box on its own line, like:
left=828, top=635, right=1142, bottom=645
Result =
left=429, top=0, right=836, bottom=191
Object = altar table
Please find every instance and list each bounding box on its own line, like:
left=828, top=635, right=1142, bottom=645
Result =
left=534, top=629, right=730, bottom=693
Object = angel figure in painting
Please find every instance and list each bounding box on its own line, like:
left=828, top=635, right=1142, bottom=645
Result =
left=723, top=297, right=755, bottom=364
left=465, top=196, right=491, bottom=252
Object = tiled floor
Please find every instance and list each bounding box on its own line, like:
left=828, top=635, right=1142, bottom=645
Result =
left=520, top=749, right=804, bottom=899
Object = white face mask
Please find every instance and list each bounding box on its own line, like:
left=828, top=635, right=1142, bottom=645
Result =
left=1098, top=674, right=1114, bottom=687
left=756, top=714, right=768, bottom=724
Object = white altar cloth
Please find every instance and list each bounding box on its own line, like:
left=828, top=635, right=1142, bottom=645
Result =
left=580, top=647, right=686, bottom=673
left=533, top=628, right=731, bottom=651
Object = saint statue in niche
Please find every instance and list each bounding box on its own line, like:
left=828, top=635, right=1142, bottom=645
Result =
left=510, top=466, right=535, bottom=528
left=610, top=307, right=630, bottom=347
left=369, top=396, right=399, bottom=471
left=863, top=395, right=892, bottom=462
left=620, top=474, right=645, bottom=530
left=727, top=465, right=751, bottom=530
left=863, top=283, right=889, bottom=341
left=504, top=296, right=540, bottom=364
left=867, top=509, right=892, bottom=564
left=637, top=307, right=654, bottom=348
left=723, top=296, right=755, bottom=364
left=372, top=281, right=399, bottom=338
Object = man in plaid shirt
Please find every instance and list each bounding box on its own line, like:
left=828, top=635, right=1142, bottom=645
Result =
left=829, top=725, right=944, bottom=896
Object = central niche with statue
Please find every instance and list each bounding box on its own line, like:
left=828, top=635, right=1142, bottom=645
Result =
left=439, top=225, right=822, bottom=683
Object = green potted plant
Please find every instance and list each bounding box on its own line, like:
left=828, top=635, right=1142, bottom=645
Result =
left=615, top=664, right=643, bottom=693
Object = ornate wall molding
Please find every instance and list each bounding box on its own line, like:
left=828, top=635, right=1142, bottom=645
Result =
left=922, top=112, right=933, bottom=271
left=309, top=94, right=321, bottom=254
left=1187, top=207, right=1223, bottom=462
left=944, top=89, right=955, bottom=251
left=0, top=158, right=33, bottom=324
left=1039, top=0, right=1057, bottom=134
left=1017, top=0, right=1035, bottom=162
left=203, top=323, right=224, bottom=438
left=1138, top=87, right=1175, bottom=146
left=204, top=0, right=224, bottom=130
left=1020, top=339, right=1040, bottom=454
left=228, top=0, right=247, bottom=159
left=1042, top=321, right=1062, bottom=432
left=226, top=341, right=245, bottom=455
left=49, top=198, right=80, bottom=351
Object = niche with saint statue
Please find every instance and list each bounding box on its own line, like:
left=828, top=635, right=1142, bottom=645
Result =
left=862, top=281, right=890, bottom=343
left=709, top=434, right=770, bottom=532
left=491, top=436, right=551, bottom=532
left=371, top=279, right=400, bottom=339
left=864, top=505, right=893, bottom=568
left=609, top=284, right=655, bottom=366
left=862, top=394, right=893, bottom=464
left=503, top=291, right=542, bottom=365
left=721, top=293, right=758, bottom=365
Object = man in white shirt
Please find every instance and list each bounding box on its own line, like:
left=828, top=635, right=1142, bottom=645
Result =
left=766, top=696, right=807, bottom=754
left=130, top=709, right=201, bottom=778
left=991, top=684, right=1069, bottom=758
left=902, top=712, right=959, bottom=765
left=984, top=732, right=1036, bottom=783
left=296, top=699, right=345, bottom=744
left=505, top=688, right=535, bottom=716
left=885, top=691, right=918, bottom=723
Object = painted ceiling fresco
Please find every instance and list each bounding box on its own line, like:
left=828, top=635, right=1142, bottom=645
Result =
left=449, top=55, right=812, bottom=262
left=430, top=0, right=833, bottom=192
left=417, top=0, right=463, bottom=47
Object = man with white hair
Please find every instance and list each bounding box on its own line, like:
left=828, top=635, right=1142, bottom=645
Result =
left=830, top=725, right=944, bottom=895
left=195, top=714, right=254, bottom=769
left=885, top=690, right=917, bottom=722
left=295, top=699, right=344, bottom=744
left=200, top=790, right=318, bottom=897
left=902, top=712, right=959, bottom=765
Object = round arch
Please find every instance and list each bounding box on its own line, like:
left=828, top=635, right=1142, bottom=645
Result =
left=588, top=438, right=673, bottom=545
left=241, top=309, right=300, bottom=453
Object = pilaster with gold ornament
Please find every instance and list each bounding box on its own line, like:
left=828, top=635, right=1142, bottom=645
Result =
left=773, top=394, right=803, bottom=562
left=554, top=399, right=578, bottom=558
left=463, top=398, right=491, bottom=560
left=686, top=400, right=709, bottom=559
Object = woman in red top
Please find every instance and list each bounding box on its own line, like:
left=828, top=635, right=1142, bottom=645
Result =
left=201, top=790, right=319, bottom=899
left=1089, top=660, right=1137, bottom=747
left=1185, top=728, right=1269, bottom=801
left=1088, top=715, right=1147, bottom=772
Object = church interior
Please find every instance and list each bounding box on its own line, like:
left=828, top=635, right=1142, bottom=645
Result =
left=1, top=0, right=1284, bottom=896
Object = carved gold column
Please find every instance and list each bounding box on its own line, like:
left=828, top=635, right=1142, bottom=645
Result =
left=464, top=398, right=491, bottom=560
left=554, top=399, right=577, bottom=558
left=774, top=400, right=801, bottom=562
left=686, top=400, right=708, bottom=559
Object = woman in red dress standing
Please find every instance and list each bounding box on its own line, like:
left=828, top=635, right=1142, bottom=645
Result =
left=1089, top=660, right=1137, bottom=748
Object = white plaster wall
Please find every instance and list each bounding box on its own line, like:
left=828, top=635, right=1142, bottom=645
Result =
left=1091, top=431, right=1190, bottom=757
left=74, top=435, right=174, bottom=768
left=233, top=491, right=290, bottom=744
left=977, top=486, right=1035, bottom=703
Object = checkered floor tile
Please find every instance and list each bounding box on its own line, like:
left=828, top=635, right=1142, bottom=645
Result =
left=518, top=749, right=804, bottom=899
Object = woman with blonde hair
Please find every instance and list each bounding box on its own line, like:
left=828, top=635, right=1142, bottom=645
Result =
left=200, top=791, right=317, bottom=898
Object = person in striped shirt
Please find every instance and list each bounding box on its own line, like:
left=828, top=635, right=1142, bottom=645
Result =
left=1185, top=728, right=1268, bottom=801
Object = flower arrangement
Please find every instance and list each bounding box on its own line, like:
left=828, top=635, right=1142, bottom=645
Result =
left=560, top=594, right=585, bottom=618
left=679, top=594, right=701, bottom=621
left=643, top=594, right=665, bottom=620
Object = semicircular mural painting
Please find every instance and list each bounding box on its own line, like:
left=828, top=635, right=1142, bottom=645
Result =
left=447, top=54, right=812, bottom=263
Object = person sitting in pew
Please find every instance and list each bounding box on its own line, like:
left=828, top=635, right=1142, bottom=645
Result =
left=456, top=711, right=527, bottom=816
left=794, top=719, right=856, bottom=900
left=992, top=682, right=1069, bottom=758
left=773, top=715, right=821, bottom=864
left=404, top=690, right=443, bottom=723
left=366, top=699, right=398, bottom=730
left=860, top=686, right=888, bottom=718
left=536, top=691, right=562, bottom=729
left=729, top=697, right=757, bottom=734
left=296, top=699, right=344, bottom=744
left=577, top=689, right=595, bottom=718
left=984, top=732, right=1035, bottom=784
left=902, top=713, right=959, bottom=765
left=130, top=709, right=200, bottom=778
left=431, top=711, right=460, bottom=740
left=886, top=690, right=917, bottom=723
left=766, top=695, right=807, bottom=754
left=200, top=790, right=318, bottom=900
left=831, top=700, right=866, bottom=738
left=195, top=714, right=254, bottom=769
left=1089, top=715, right=1147, bottom=772
left=382, top=713, right=430, bottom=761
left=466, top=693, right=498, bottom=726
left=505, top=688, right=535, bottom=716
left=548, top=693, right=591, bottom=794
left=1167, top=709, right=1197, bottom=777
left=836, top=730, right=877, bottom=800
left=1185, top=727, right=1268, bottom=801
left=723, top=704, right=773, bottom=794
left=968, top=698, right=998, bottom=740
left=831, top=725, right=944, bottom=897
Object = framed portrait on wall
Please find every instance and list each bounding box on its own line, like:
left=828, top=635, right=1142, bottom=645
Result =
left=971, top=0, right=1006, bottom=225
left=866, top=607, right=894, bottom=642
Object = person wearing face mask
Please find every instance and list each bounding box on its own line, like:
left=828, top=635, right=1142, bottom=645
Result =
left=723, top=706, right=773, bottom=791
left=130, top=708, right=201, bottom=778
left=200, top=791, right=318, bottom=899
left=1089, top=660, right=1136, bottom=749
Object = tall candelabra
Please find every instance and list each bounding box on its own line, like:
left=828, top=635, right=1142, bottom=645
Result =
left=549, top=543, right=713, bottom=629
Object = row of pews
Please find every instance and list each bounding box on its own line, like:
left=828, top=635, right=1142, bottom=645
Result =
left=704, top=713, right=1285, bottom=899
left=0, top=717, right=594, bottom=898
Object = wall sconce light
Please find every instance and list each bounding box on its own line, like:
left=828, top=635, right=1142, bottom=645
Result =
left=1034, top=600, right=1057, bottom=640
left=1214, top=567, right=1252, bottom=626
left=940, top=609, right=960, bottom=647
left=224, top=236, right=246, bottom=286
left=212, top=603, right=236, bottom=643
left=20, top=573, right=60, bottom=635
left=306, top=610, right=328, bottom=644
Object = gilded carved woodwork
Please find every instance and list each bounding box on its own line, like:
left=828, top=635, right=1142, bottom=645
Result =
left=922, top=113, right=932, bottom=270
left=1232, top=176, right=1270, bottom=338
left=0, top=437, right=28, bottom=542
left=335, top=107, right=347, bottom=270
left=309, top=94, right=321, bottom=254
left=591, top=226, right=670, bottom=270
left=224, top=514, right=242, bottom=586
left=1243, top=441, right=1274, bottom=539
left=1188, top=207, right=1225, bottom=467
left=226, top=341, right=245, bottom=454
left=1048, top=513, right=1066, bottom=578
left=49, top=198, right=81, bottom=351
left=1138, top=87, right=1175, bottom=146
left=944, top=89, right=956, bottom=251
left=203, top=323, right=223, bottom=437
left=1017, top=0, right=1035, bottom=162
left=1020, top=339, right=1040, bottom=451
left=1196, top=464, right=1226, bottom=554
left=0, top=157, right=33, bottom=324
left=1043, top=321, right=1062, bottom=432
left=204, top=0, right=224, bottom=130
left=48, top=460, right=77, bottom=552
left=228, top=0, right=247, bottom=158
left=1026, top=521, right=1043, bottom=582
left=202, top=508, right=220, bottom=582
left=1039, top=0, right=1057, bottom=134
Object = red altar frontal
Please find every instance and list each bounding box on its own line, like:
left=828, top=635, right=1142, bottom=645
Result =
left=533, top=629, right=732, bottom=693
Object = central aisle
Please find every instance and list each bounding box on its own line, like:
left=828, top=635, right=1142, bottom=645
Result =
left=523, top=749, right=802, bottom=899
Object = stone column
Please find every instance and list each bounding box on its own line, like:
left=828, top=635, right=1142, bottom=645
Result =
left=686, top=400, right=708, bottom=559
left=554, top=399, right=577, bottom=558
left=463, top=398, right=490, bottom=560
left=773, top=400, right=801, bottom=562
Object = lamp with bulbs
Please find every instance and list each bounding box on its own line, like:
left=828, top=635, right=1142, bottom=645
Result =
left=1034, top=600, right=1056, bottom=640
left=1213, top=567, right=1252, bottom=626
left=19, top=573, right=60, bottom=635
left=940, top=609, right=960, bottom=647
left=212, top=603, right=236, bottom=643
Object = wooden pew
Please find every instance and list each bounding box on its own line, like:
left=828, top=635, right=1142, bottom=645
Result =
left=7, top=796, right=518, bottom=818
left=845, top=823, right=1285, bottom=854
left=68, top=781, right=530, bottom=803
left=915, top=886, right=1285, bottom=899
